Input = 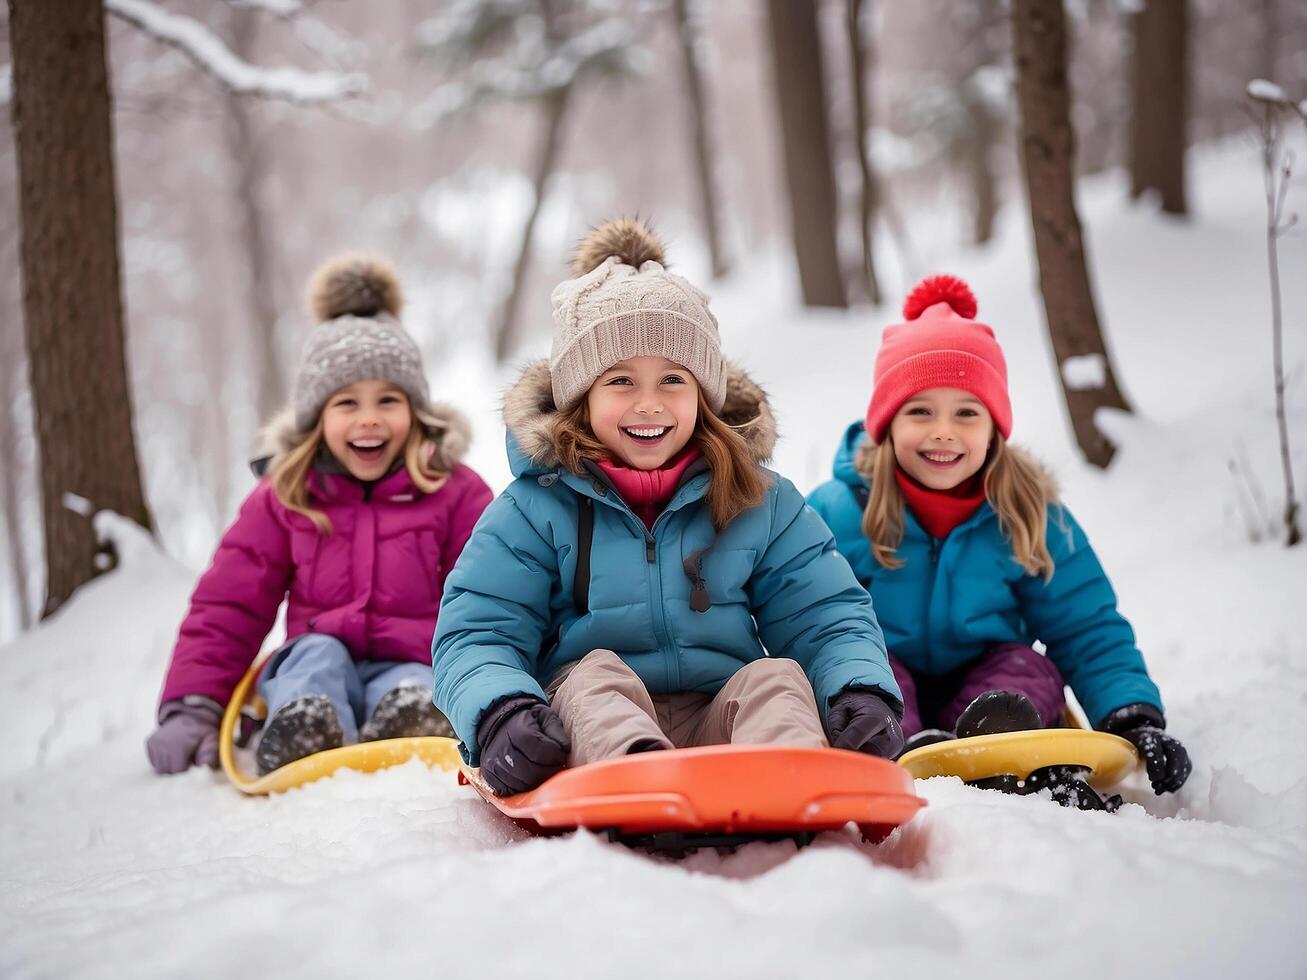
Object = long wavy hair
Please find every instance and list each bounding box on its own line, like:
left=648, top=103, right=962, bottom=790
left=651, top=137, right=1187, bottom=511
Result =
left=551, top=387, right=768, bottom=530
left=269, top=402, right=451, bottom=535
left=857, top=432, right=1058, bottom=579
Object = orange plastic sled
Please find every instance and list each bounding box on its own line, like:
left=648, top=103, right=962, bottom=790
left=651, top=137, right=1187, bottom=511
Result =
left=459, top=744, right=926, bottom=849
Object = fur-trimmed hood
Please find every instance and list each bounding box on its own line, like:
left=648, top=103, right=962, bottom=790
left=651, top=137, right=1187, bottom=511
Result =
left=502, top=359, right=778, bottom=475
left=252, top=400, right=473, bottom=477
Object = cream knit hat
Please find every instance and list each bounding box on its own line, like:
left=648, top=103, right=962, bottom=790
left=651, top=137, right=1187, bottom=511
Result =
left=549, top=219, right=727, bottom=413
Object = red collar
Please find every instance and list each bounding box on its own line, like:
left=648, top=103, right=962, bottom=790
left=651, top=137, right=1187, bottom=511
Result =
left=596, top=448, right=701, bottom=530
left=894, top=467, right=986, bottom=540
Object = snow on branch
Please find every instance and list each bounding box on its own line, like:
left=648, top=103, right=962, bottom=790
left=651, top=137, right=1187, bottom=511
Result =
left=225, top=0, right=305, bottom=16
left=0, top=64, right=11, bottom=107
left=413, top=13, right=648, bottom=127
left=1247, top=78, right=1307, bottom=119
left=107, top=0, right=366, bottom=105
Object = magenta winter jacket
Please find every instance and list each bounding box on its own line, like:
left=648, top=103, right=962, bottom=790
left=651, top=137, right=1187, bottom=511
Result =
left=160, top=451, right=493, bottom=709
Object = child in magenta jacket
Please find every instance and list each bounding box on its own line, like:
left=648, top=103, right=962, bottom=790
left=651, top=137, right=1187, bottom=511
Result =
left=147, top=255, right=492, bottom=776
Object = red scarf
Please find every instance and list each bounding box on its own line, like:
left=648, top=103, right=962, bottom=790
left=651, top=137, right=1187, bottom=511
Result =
left=894, top=467, right=986, bottom=540
left=597, top=448, right=702, bottom=530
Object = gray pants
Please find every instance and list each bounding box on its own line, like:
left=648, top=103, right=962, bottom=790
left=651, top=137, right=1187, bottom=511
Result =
left=548, top=649, right=828, bottom=768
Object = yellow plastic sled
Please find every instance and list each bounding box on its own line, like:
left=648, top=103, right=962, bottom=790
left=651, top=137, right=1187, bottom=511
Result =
left=219, top=654, right=461, bottom=796
left=897, top=698, right=1139, bottom=789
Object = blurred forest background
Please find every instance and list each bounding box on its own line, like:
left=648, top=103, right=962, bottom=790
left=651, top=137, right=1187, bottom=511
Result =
left=1, top=0, right=1304, bottom=642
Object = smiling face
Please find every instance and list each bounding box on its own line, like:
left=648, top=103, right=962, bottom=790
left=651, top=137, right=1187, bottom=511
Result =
left=888, top=387, right=994, bottom=490
left=320, top=379, right=413, bottom=481
left=585, top=356, right=699, bottom=469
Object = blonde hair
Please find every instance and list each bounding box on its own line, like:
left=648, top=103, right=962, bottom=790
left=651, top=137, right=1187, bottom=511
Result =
left=270, top=401, right=451, bottom=535
left=858, top=432, right=1058, bottom=579
left=551, top=387, right=768, bottom=530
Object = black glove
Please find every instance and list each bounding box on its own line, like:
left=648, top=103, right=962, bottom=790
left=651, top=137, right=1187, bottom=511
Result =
left=827, top=688, right=904, bottom=759
left=1099, top=703, right=1191, bottom=795
left=476, top=695, right=571, bottom=796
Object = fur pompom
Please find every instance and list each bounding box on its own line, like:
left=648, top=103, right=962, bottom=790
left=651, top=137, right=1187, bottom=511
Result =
left=571, top=218, right=666, bottom=276
left=902, top=275, right=977, bottom=321
left=306, top=254, right=403, bottom=321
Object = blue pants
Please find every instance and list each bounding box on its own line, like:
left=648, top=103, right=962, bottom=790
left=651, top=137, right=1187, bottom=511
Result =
left=258, top=633, right=431, bottom=744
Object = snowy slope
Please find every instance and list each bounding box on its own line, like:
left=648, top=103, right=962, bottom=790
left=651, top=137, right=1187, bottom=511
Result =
left=2, top=143, right=1305, bottom=980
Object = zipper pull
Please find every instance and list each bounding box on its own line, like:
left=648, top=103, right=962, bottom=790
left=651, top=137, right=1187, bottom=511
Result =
left=646, top=539, right=656, bottom=563
left=682, top=550, right=712, bottom=612
left=929, top=537, right=941, bottom=565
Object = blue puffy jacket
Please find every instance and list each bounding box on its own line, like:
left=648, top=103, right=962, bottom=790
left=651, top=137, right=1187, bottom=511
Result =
left=433, top=365, right=901, bottom=763
left=805, top=421, right=1162, bottom=726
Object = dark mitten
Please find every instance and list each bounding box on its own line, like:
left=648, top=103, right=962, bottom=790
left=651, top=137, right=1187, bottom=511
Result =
left=146, top=699, right=222, bottom=774
left=476, top=695, right=571, bottom=796
left=1099, top=703, right=1191, bottom=794
left=827, top=688, right=904, bottom=759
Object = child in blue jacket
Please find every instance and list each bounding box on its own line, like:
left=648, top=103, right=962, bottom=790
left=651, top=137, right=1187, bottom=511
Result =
left=806, top=276, right=1191, bottom=809
left=433, top=219, right=903, bottom=795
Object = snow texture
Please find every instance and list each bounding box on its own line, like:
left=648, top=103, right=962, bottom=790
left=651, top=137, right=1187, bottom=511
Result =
left=1060, top=353, right=1107, bottom=391
left=1, top=146, right=1305, bottom=980
left=107, top=0, right=367, bottom=105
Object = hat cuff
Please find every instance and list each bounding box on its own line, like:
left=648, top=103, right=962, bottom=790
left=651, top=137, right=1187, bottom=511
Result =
left=865, top=349, right=1012, bottom=442
left=550, top=309, right=727, bottom=413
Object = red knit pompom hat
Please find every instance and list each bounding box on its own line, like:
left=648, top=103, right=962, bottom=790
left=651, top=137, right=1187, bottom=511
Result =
left=864, top=275, right=1012, bottom=443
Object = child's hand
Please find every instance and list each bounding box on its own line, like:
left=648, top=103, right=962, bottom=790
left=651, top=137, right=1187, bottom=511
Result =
left=146, top=700, right=222, bottom=774
left=476, top=695, right=571, bottom=796
left=1099, top=703, right=1192, bottom=794
left=827, top=689, right=904, bottom=759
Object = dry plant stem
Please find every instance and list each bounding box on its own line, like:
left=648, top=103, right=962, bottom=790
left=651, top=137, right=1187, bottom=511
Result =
left=1260, top=104, right=1302, bottom=545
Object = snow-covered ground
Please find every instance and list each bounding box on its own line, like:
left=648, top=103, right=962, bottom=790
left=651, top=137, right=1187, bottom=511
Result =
left=2, top=142, right=1306, bottom=979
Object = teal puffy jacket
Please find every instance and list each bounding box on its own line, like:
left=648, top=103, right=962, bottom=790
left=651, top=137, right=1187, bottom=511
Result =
left=433, top=365, right=901, bottom=764
left=805, top=421, right=1162, bottom=726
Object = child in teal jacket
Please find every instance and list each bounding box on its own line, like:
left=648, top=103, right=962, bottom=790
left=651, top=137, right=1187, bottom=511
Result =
left=433, top=220, right=902, bottom=795
left=807, top=276, right=1190, bottom=809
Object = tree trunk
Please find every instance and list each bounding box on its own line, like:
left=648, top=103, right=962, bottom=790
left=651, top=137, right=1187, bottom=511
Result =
left=8, top=0, right=155, bottom=617
left=966, top=97, right=999, bottom=245
left=225, top=6, right=282, bottom=427
left=672, top=0, right=730, bottom=279
left=1128, top=0, right=1188, bottom=214
left=494, top=85, right=571, bottom=364
left=961, top=0, right=1003, bottom=246
left=0, top=344, right=34, bottom=632
left=766, top=0, right=847, bottom=308
left=845, top=0, right=882, bottom=305
left=1010, top=0, right=1132, bottom=468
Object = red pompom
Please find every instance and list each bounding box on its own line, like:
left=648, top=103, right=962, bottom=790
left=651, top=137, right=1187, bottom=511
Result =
left=902, top=275, right=977, bottom=321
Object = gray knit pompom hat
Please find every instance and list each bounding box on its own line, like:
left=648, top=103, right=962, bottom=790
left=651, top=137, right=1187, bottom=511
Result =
left=291, top=254, right=431, bottom=430
left=549, top=219, right=727, bottom=413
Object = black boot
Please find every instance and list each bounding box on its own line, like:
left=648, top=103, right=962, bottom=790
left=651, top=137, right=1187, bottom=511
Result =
left=359, top=685, right=454, bottom=742
left=895, top=728, right=956, bottom=759
left=968, top=773, right=1024, bottom=794
left=256, top=695, right=345, bottom=775
left=954, top=690, right=1042, bottom=739
left=1025, top=765, right=1121, bottom=812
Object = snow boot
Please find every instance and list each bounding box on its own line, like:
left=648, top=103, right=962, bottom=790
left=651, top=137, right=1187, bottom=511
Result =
left=1024, top=765, right=1122, bottom=812
left=256, top=695, right=345, bottom=775
left=954, top=690, right=1042, bottom=739
left=359, top=685, right=454, bottom=742
left=895, top=728, right=955, bottom=759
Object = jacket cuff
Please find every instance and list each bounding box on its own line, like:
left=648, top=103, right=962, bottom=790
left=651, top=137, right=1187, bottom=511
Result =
left=1097, top=702, right=1165, bottom=734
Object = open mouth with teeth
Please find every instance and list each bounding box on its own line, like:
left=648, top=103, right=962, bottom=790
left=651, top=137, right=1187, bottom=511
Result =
left=348, top=437, right=389, bottom=464
left=919, top=450, right=964, bottom=467
left=622, top=425, right=672, bottom=447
